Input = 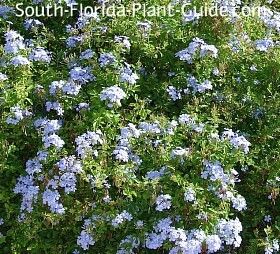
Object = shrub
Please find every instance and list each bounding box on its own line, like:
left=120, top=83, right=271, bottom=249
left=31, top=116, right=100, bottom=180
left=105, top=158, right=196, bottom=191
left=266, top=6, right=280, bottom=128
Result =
left=0, top=0, right=279, bottom=253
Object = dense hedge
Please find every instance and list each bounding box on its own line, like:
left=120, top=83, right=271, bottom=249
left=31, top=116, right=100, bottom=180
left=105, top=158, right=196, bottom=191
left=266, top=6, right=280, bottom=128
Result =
left=0, top=0, right=279, bottom=253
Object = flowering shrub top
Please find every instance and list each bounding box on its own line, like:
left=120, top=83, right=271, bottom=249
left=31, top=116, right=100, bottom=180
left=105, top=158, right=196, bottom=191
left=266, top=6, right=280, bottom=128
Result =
left=0, top=0, right=279, bottom=253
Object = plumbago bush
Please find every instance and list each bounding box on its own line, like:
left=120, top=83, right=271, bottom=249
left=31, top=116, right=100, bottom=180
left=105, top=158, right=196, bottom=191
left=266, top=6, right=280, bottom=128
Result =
left=0, top=0, right=280, bottom=253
